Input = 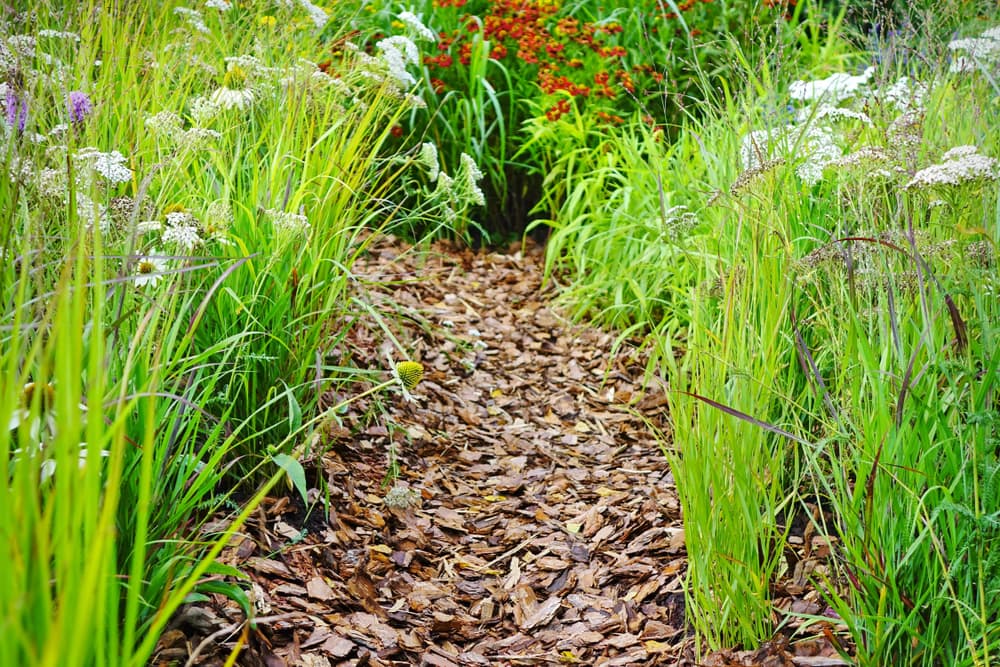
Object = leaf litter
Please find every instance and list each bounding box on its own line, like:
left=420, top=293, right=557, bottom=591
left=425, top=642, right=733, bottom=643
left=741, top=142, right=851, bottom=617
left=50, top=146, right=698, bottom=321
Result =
left=155, top=236, right=849, bottom=666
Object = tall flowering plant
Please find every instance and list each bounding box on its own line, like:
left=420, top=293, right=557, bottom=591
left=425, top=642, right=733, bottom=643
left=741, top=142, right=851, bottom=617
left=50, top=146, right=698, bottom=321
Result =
left=354, top=0, right=798, bottom=237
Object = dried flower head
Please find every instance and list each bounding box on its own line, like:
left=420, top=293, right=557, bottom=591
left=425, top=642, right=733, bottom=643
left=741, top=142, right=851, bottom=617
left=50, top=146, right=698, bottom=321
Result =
left=717, top=157, right=785, bottom=204
left=383, top=484, right=422, bottom=509
left=21, top=381, right=56, bottom=411
left=964, top=240, right=994, bottom=268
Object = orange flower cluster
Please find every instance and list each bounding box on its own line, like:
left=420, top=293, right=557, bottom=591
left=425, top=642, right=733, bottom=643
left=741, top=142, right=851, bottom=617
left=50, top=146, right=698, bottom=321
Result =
left=427, top=0, right=658, bottom=123
left=421, top=0, right=792, bottom=125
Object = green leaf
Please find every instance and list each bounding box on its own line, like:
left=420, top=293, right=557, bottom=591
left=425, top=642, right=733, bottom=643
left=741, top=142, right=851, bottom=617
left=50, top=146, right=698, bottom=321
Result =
left=203, top=561, right=249, bottom=580
left=283, top=382, right=302, bottom=434
left=194, top=580, right=253, bottom=621
left=272, top=452, right=308, bottom=505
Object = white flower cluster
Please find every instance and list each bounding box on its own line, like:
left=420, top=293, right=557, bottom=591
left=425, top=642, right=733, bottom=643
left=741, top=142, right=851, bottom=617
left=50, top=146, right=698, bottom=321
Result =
left=789, top=67, right=875, bottom=104
left=879, top=76, right=927, bottom=112
left=399, top=11, right=437, bottom=43
left=906, top=145, right=1000, bottom=190
left=189, top=96, right=220, bottom=124
left=37, top=29, right=80, bottom=41
left=377, top=36, right=420, bottom=88
left=828, top=146, right=899, bottom=180
left=145, top=111, right=184, bottom=138
left=75, top=148, right=133, bottom=184
left=36, top=167, right=67, bottom=199
left=300, top=0, right=329, bottom=29
left=739, top=59, right=940, bottom=190
left=799, top=104, right=872, bottom=125
left=948, top=25, right=1000, bottom=72
left=740, top=125, right=841, bottom=186
left=6, top=34, right=36, bottom=59
left=459, top=153, right=486, bottom=206
left=267, top=208, right=311, bottom=236
left=432, top=152, right=486, bottom=217
left=419, top=142, right=440, bottom=182
left=162, top=211, right=204, bottom=252
left=174, top=7, right=210, bottom=34
left=204, top=0, right=232, bottom=9
left=651, top=205, right=698, bottom=242
left=280, top=0, right=328, bottom=29
left=224, top=54, right=273, bottom=80
left=0, top=41, right=15, bottom=72
left=75, top=192, right=113, bottom=232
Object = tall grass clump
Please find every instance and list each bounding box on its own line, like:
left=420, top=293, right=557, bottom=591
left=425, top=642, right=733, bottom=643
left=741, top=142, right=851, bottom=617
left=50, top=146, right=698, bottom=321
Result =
left=531, top=0, right=999, bottom=660
left=1, top=1, right=462, bottom=663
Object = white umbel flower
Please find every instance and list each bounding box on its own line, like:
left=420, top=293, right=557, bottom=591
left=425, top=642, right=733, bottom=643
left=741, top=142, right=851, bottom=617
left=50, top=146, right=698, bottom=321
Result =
left=399, top=11, right=437, bottom=42
left=376, top=35, right=420, bottom=88
left=906, top=147, right=999, bottom=189
left=162, top=212, right=204, bottom=252
left=788, top=67, right=874, bottom=104
left=459, top=153, right=486, bottom=206
left=76, top=148, right=133, bottom=184
left=267, top=208, right=311, bottom=236
left=174, top=6, right=210, bottom=34
left=419, top=142, right=440, bottom=182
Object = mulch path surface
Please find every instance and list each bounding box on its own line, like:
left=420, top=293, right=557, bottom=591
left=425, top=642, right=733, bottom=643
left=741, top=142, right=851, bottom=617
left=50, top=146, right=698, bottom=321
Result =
left=156, top=237, right=846, bottom=667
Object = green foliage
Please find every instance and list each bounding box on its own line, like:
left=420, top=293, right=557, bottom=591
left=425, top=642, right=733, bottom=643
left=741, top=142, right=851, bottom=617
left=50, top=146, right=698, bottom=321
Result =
left=531, top=0, right=1000, bottom=661
left=353, top=0, right=805, bottom=238
left=0, top=0, right=455, bottom=664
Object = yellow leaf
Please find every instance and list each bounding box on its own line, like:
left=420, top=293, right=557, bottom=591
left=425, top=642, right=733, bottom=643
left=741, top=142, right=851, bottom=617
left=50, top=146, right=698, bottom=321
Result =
left=566, top=522, right=582, bottom=534
left=644, top=640, right=671, bottom=653
left=370, top=544, right=392, bottom=555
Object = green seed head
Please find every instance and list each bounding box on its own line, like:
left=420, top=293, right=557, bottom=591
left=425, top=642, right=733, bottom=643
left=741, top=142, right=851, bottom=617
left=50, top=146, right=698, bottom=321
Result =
left=223, top=65, right=248, bottom=89
left=395, top=361, right=423, bottom=390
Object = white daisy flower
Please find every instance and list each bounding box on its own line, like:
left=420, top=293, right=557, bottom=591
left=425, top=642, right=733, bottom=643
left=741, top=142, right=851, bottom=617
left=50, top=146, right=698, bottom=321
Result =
left=134, top=250, right=169, bottom=287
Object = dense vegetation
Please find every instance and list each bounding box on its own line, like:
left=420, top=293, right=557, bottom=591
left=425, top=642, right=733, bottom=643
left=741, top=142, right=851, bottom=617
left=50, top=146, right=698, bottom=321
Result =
left=1, top=0, right=997, bottom=664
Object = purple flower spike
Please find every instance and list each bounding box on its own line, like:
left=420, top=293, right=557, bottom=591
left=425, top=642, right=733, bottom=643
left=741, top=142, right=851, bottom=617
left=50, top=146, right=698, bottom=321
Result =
left=4, top=87, right=28, bottom=133
left=68, top=90, right=93, bottom=124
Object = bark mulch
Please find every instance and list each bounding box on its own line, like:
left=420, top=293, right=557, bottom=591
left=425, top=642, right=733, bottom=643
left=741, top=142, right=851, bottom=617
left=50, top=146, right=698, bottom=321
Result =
left=155, top=237, right=848, bottom=667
